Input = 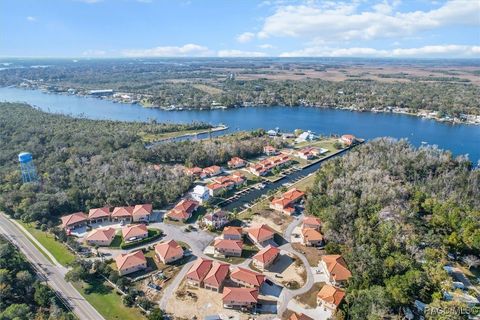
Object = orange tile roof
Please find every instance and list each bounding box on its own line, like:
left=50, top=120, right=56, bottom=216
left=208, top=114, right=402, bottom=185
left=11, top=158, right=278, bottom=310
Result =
left=132, top=204, right=152, bottom=217
left=289, top=313, right=314, bottom=320
left=222, top=287, right=258, bottom=304
left=111, top=206, right=134, bottom=218
left=203, top=261, right=230, bottom=288
left=214, top=239, right=243, bottom=251
left=271, top=188, right=305, bottom=208
left=228, top=157, right=245, bottom=166
left=121, top=224, right=148, bottom=239
left=167, top=199, right=199, bottom=220
left=230, top=267, right=265, bottom=287
left=88, top=207, right=110, bottom=219
left=247, top=224, right=275, bottom=243
left=85, top=227, right=116, bottom=242
left=203, top=165, right=221, bottom=175
left=223, top=226, right=243, bottom=236
left=252, top=245, right=279, bottom=264
left=115, top=250, right=146, bottom=271
left=322, top=255, right=352, bottom=282
left=317, top=284, right=345, bottom=306
left=303, top=216, right=322, bottom=226
left=302, top=227, right=323, bottom=242
left=207, top=182, right=225, bottom=190
left=61, top=212, right=87, bottom=228
left=186, top=258, right=213, bottom=282
left=155, top=240, right=183, bottom=261
left=185, top=167, right=203, bottom=175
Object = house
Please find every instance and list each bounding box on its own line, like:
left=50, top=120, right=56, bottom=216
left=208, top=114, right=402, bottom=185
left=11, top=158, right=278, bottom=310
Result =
left=121, top=224, right=148, bottom=242
left=249, top=154, right=291, bottom=176
left=340, top=134, right=357, bottom=146
left=317, top=284, right=345, bottom=311
left=185, top=166, right=206, bottom=179
left=85, top=227, right=116, bottom=246
left=295, top=131, right=317, bottom=143
left=228, top=157, right=246, bottom=169
left=115, top=250, right=147, bottom=276
left=252, top=245, right=280, bottom=270
left=186, top=258, right=213, bottom=287
left=222, top=287, right=258, bottom=309
left=88, top=207, right=110, bottom=224
left=207, top=182, right=228, bottom=197
left=212, top=174, right=246, bottom=188
left=289, top=313, right=314, bottom=320
left=320, top=255, right=352, bottom=285
left=267, top=129, right=277, bottom=136
left=203, top=262, right=230, bottom=292
left=155, top=240, right=184, bottom=264
left=167, top=199, right=199, bottom=221
left=270, top=188, right=305, bottom=215
left=191, top=185, right=210, bottom=204
left=111, top=206, right=134, bottom=223
left=223, top=226, right=243, bottom=240
left=61, top=212, right=88, bottom=230
left=213, top=239, right=243, bottom=257
left=203, top=165, right=223, bottom=177
left=263, top=145, right=277, bottom=155
left=203, top=210, right=229, bottom=229
left=132, top=204, right=152, bottom=222
left=301, top=228, right=323, bottom=247
left=303, top=216, right=322, bottom=231
left=296, top=147, right=320, bottom=160
left=246, top=224, right=275, bottom=245
left=230, top=267, right=265, bottom=288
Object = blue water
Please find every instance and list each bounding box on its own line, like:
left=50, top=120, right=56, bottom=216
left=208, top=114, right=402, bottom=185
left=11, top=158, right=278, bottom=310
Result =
left=0, top=87, right=479, bottom=164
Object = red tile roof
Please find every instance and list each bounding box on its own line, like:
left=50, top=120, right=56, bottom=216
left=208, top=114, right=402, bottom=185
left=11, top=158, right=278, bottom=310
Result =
left=186, top=258, right=213, bottom=282
left=203, top=261, right=230, bottom=288
left=317, top=284, right=345, bottom=306
left=290, top=313, right=314, bottom=320
left=214, top=239, right=243, bottom=251
left=302, top=227, right=323, bottom=242
left=88, top=207, right=110, bottom=219
left=115, top=250, right=146, bottom=272
left=247, top=224, right=275, bottom=243
left=203, top=165, right=222, bottom=175
left=167, top=199, right=199, bottom=220
left=111, top=206, right=134, bottom=218
left=252, top=245, right=279, bottom=264
left=322, top=255, right=352, bottom=282
left=185, top=167, right=203, bottom=175
left=228, top=157, right=246, bottom=166
left=155, top=240, right=183, bottom=262
left=223, top=226, right=243, bottom=237
left=271, top=188, right=305, bottom=208
left=230, top=267, right=265, bottom=287
left=121, top=224, right=148, bottom=239
left=132, top=204, right=152, bottom=217
left=85, top=227, right=116, bottom=242
left=303, top=216, right=322, bottom=227
left=61, top=212, right=87, bottom=228
left=222, top=287, right=258, bottom=304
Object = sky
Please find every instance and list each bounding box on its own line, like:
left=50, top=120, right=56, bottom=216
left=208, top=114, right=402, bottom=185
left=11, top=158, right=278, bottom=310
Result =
left=1, top=0, right=479, bottom=58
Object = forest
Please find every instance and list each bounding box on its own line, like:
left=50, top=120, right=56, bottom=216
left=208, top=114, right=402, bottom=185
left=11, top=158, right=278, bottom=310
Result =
left=0, top=236, right=74, bottom=320
left=0, top=103, right=271, bottom=226
left=306, top=139, right=480, bottom=319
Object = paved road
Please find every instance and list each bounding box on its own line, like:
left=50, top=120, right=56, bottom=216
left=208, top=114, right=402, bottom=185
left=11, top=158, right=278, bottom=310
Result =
left=0, top=214, right=105, bottom=320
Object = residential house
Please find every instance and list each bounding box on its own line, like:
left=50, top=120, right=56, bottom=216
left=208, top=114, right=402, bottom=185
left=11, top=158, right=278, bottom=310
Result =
left=246, top=224, right=275, bottom=245
left=223, top=226, right=243, bottom=241
left=191, top=185, right=210, bottom=204
left=203, top=165, right=223, bottom=177
left=213, top=239, right=243, bottom=257
left=252, top=245, right=280, bottom=270
left=208, top=174, right=246, bottom=196
left=295, top=131, right=317, bottom=143
left=320, top=255, right=352, bottom=286
left=303, top=216, right=322, bottom=231
left=155, top=240, right=184, bottom=264
left=301, top=228, right=323, bottom=247
left=184, top=166, right=206, bottom=179
left=207, top=182, right=228, bottom=197
left=132, top=204, right=152, bottom=222
left=88, top=207, right=110, bottom=224
left=249, top=153, right=291, bottom=176
left=270, top=188, right=305, bottom=215
left=263, top=145, right=277, bottom=156
left=166, top=199, right=199, bottom=221
left=340, top=134, right=357, bottom=146
left=61, top=212, right=88, bottom=230
left=289, top=313, right=314, bottom=320
left=317, top=284, right=345, bottom=311
left=203, top=262, right=230, bottom=292
left=85, top=227, right=116, bottom=246
left=111, top=206, right=134, bottom=223
left=296, top=147, right=320, bottom=160
left=227, top=157, right=246, bottom=169
left=230, top=267, right=265, bottom=288
left=121, top=224, right=148, bottom=242
left=203, top=210, right=229, bottom=229
left=186, top=258, right=213, bottom=287
left=115, top=250, right=147, bottom=276
left=222, top=287, right=258, bottom=310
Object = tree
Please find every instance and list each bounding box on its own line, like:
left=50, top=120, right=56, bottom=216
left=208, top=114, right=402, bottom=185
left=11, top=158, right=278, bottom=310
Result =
left=1, top=303, right=31, bottom=320
left=34, top=283, right=55, bottom=307
left=462, top=255, right=480, bottom=270
left=147, top=308, right=164, bottom=320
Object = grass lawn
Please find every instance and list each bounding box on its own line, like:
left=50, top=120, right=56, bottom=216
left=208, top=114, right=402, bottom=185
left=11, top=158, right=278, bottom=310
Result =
left=295, top=282, right=325, bottom=308
left=109, top=234, right=123, bottom=248
left=73, top=276, right=145, bottom=320
left=138, top=127, right=213, bottom=143
left=18, top=221, right=76, bottom=266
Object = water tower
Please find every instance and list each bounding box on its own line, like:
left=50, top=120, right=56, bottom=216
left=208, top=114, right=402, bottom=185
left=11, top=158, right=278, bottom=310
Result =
left=18, top=152, right=37, bottom=183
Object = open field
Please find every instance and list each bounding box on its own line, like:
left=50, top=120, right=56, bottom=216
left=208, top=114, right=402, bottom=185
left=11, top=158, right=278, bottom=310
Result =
left=18, top=221, right=76, bottom=266
left=294, top=282, right=325, bottom=308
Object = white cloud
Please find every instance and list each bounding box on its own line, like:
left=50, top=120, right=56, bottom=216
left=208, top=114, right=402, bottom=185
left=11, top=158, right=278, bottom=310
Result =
left=258, top=0, right=480, bottom=42
left=217, top=50, right=267, bottom=57
left=258, top=44, right=275, bottom=49
left=82, top=49, right=107, bottom=56
left=280, top=44, right=480, bottom=58
left=236, top=32, right=255, bottom=43
left=26, top=16, right=36, bottom=22
left=122, top=44, right=212, bottom=57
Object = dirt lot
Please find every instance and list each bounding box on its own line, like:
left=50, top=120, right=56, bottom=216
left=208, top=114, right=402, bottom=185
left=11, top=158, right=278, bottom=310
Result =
left=261, top=253, right=306, bottom=289
left=248, top=207, right=294, bottom=234
left=295, top=282, right=325, bottom=308
left=292, top=243, right=324, bottom=267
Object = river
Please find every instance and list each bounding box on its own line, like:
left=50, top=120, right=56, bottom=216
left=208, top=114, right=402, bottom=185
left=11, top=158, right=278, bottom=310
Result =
left=0, top=86, right=479, bottom=164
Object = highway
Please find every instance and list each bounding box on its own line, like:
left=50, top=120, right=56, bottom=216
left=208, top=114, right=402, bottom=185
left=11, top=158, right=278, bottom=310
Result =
left=0, top=213, right=105, bottom=320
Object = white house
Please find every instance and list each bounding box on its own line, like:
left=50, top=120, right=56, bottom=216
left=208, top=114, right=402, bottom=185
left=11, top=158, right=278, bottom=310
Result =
left=295, top=131, right=317, bottom=143
left=191, top=185, right=210, bottom=204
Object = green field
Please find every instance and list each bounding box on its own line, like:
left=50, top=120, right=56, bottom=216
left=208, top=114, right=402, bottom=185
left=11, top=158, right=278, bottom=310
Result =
left=18, top=221, right=76, bottom=266
left=73, top=277, right=146, bottom=320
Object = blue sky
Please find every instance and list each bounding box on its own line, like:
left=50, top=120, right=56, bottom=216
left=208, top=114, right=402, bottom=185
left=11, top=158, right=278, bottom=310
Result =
left=1, top=0, right=479, bottom=58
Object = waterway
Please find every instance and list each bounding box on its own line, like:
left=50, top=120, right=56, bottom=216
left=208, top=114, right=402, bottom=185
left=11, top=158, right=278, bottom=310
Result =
left=0, top=87, right=479, bottom=163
